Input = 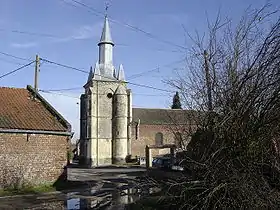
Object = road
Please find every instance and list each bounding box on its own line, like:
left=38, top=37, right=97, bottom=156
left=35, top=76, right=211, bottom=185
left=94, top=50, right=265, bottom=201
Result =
left=0, top=166, right=185, bottom=209
left=0, top=166, right=154, bottom=209
left=67, top=166, right=147, bottom=182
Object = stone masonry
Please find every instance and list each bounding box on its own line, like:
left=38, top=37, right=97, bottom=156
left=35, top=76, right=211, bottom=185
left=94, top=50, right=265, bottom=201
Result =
left=80, top=15, right=131, bottom=167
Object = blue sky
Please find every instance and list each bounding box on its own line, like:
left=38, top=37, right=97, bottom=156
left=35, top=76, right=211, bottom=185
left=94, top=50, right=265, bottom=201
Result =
left=0, top=0, right=278, bottom=140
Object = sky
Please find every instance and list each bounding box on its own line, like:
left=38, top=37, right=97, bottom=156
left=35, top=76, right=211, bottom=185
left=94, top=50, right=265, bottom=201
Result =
left=0, top=0, right=279, bottom=140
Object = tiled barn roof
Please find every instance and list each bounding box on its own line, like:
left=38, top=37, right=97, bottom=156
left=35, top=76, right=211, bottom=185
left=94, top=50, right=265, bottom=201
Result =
left=0, top=85, right=71, bottom=132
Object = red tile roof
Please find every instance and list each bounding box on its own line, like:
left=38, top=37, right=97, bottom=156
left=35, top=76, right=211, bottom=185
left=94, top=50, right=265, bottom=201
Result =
left=0, top=86, right=71, bottom=132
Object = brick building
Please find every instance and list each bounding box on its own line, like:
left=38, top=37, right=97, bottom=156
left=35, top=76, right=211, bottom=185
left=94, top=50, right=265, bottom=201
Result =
left=0, top=85, right=72, bottom=188
left=131, top=108, right=195, bottom=158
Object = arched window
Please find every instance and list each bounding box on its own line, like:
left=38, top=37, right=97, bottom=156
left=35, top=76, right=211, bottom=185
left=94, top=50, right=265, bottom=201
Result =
left=155, top=132, right=163, bottom=145
left=174, top=132, right=182, bottom=148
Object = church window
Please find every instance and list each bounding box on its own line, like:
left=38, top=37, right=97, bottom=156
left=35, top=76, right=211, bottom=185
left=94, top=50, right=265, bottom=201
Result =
left=155, top=132, right=163, bottom=145
left=107, top=93, right=113, bottom=98
left=86, top=96, right=91, bottom=113
left=135, top=123, right=140, bottom=140
left=86, top=123, right=91, bottom=139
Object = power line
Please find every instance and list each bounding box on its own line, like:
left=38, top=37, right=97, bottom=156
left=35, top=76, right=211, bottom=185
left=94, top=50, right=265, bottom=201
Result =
left=0, top=2, right=187, bottom=54
left=0, top=10, right=184, bottom=54
left=0, top=28, right=60, bottom=39
left=42, top=57, right=184, bottom=81
left=128, top=81, right=173, bottom=93
left=42, top=87, right=170, bottom=97
left=42, top=87, right=83, bottom=92
left=117, top=43, right=184, bottom=53
left=41, top=58, right=89, bottom=74
left=41, top=57, right=174, bottom=93
left=39, top=90, right=80, bottom=99
left=0, top=27, right=184, bottom=53
left=0, top=51, right=33, bottom=61
left=0, top=27, right=183, bottom=53
left=1, top=28, right=182, bottom=53
left=0, top=57, right=25, bottom=65
left=0, top=61, right=35, bottom=79
left=63, top=0, right=187, bottom=51
left=41, top=90, right=167, bottom=110
left=127, top=67, right=159, bottom=80
left=132, top=93, right=170, bottom=96
left=127, top=58, right=186, bottom=80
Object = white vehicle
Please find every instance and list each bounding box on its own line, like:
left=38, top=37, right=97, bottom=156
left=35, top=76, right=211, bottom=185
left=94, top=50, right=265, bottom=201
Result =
left=171, top=160, right=185, bottom=171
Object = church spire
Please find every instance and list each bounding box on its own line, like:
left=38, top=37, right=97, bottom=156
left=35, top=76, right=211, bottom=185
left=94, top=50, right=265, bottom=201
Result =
left=93, top=62, right=101, bottom=80
left=97, top=12, right=115, bottom=79
left=98, top=16, right=114, bottom=46
left=87, top=66, right=93, bottom=82
left=117, top=64, right=125, bottom=81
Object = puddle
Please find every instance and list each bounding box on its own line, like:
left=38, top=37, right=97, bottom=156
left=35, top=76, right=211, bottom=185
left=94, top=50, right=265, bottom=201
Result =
left=65, top=185, right=160, bottom=209
left=67, top=198, right=81, bottom=210
left=11, top=177, right=161, bottom=209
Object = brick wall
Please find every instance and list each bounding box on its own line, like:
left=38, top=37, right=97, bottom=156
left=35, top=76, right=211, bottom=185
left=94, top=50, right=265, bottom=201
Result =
left=0, top=133, right=68, bottom=188
left=131, top=124, right=194, bottom=158
left=131, top=124, right=177, bottom=158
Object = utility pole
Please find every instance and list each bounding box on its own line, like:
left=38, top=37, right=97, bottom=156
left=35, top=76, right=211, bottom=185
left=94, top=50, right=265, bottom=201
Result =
left=34, top=55, right=40, bottom=91
left=204, top=50, right=213, bottom=130
left=204, top=50, right=212, bottom=112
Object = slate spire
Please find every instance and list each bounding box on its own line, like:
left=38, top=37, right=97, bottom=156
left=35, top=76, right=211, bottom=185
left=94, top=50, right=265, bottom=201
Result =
left=117, top=64, right=125, bottom=81
left=93, top=62, right=101, bottom=80
left=98, top=16, right=114, bottom=46
left=87, top=66, right=93, bottom=82
left=97, top=15, right=115, bottom=78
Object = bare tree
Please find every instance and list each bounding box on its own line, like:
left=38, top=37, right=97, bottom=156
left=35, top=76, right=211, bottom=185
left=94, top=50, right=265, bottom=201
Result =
left=161, top=4, right=280, bottom=209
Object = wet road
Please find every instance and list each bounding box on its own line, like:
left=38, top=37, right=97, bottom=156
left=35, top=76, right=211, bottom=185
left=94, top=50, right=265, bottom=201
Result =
left=67, top=166, right=147, bottom=182
left=0, top=166, right=157, bottom=210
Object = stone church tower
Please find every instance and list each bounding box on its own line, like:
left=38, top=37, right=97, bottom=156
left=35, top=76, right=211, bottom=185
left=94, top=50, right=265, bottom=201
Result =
left=80, top=16, right=132, bottom=167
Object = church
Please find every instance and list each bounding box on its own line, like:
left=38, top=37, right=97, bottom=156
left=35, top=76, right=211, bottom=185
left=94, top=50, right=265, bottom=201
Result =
left=79, top=15, right=192, bottom=167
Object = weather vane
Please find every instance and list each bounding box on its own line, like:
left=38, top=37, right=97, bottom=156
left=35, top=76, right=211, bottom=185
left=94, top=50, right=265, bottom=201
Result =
left=105, top=1, right=110, bottom=17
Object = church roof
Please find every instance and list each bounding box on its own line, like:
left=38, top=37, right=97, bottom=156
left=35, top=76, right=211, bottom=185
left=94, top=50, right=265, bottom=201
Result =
left=132, top=108, right=197, bottom=125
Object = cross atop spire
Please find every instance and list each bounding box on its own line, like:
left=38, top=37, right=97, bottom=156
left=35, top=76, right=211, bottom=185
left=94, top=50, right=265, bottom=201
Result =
left=85, top=2, right=126, bottom=82
left=105, top=2, right=109, bottom=17
left=96, top=10, right=115, bottom=79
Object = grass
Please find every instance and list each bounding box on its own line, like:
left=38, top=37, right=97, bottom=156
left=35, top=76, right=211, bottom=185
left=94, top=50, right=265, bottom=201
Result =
left=0, top=184, right=56, bottom=196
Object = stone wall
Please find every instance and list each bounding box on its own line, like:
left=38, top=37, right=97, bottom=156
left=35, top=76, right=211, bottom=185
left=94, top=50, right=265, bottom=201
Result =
left=0, top=133, right=68, bottom=188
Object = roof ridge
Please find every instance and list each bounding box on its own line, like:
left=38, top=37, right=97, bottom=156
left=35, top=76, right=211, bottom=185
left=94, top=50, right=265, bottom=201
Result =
left=26, top=85, right=72, bottom=132
left=132, top=107, right=186, bottom=111
left=0, top=86, right=26, bottom=90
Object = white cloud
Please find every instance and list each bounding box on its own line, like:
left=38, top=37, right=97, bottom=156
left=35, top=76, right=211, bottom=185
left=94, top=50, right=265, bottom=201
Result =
left=54, top=22, right=103, bottom=43
left=9, top=22, right=103, bottom=48
left=10, top=42, right=38, bottom=48
left=72, top=25, right=98, bottom=40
